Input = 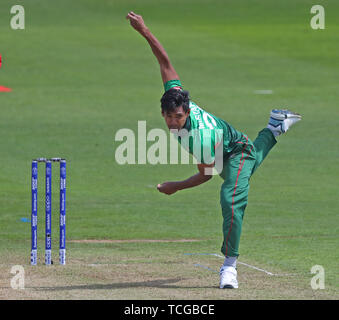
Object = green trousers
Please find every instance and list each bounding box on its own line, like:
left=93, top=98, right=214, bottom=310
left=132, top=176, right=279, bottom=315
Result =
left=219, top=128, right=277, bottom=257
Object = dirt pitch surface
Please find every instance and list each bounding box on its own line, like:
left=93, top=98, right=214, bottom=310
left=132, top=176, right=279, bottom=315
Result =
left=0, top=240, right=336, bottom=300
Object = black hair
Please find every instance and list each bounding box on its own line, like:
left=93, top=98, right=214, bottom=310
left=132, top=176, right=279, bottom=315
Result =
left=160, top=89, right=190, bottom=114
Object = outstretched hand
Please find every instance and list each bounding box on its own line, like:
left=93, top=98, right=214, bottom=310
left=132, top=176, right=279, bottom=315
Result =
left=126, top=11, right=147, bottom=34
left=157, top=182, right=179, bottom=195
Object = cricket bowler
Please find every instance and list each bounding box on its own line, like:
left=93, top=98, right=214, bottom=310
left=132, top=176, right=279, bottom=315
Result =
left=126, top=12, right=301, bottom=289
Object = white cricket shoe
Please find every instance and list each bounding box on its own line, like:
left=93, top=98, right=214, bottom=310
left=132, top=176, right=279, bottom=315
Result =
left=219, top=266, right=238, bottom=289
left=267, top=109, right=302, bottom=136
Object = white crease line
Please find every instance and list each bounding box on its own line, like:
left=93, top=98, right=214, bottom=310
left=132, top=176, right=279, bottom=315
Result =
left=253, top=90, right=273, bottom=94
left=238, top=262, right=275, bottom=275
left=185, top=253, right=280, bottom=276
left=217, top=255, right=296, bottom=276
left=212, top=254, right=276, bottom=276
left=194, top=264, right=219, bottom=273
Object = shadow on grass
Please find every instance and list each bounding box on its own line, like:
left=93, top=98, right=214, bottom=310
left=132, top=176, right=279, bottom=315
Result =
left=34, top=278, right=218, bottom=291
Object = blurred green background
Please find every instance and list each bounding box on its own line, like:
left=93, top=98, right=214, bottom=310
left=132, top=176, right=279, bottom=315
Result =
left=0, top=0, right=338, bottom=292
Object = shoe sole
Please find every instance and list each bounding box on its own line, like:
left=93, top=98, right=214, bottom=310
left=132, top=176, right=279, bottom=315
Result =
left=220, top=284, right=238, bottom=289
left=270, top=109, right=302, bottom=121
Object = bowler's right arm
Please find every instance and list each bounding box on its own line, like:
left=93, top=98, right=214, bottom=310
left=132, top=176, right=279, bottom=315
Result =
left=126, top=11, right=180, bottom=86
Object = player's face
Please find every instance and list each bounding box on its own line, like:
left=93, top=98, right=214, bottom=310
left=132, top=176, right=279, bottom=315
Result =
left=162, top=106, right=190, bottom=130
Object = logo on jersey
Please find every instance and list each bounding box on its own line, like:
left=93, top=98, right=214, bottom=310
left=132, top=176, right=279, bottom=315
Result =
left=190, top=103, right=217, bottom=130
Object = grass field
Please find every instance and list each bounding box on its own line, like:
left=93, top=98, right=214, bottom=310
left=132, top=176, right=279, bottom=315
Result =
left=0, top=0, right=338, bottom=300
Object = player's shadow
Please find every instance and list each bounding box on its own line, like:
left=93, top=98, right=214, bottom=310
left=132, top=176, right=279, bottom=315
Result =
left=35, top=278, right=216, bottom=291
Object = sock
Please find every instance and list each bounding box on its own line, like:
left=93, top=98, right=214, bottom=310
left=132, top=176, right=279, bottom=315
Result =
left=223, top=256, right=237, bottom=268
left=267, top=125, right=281, bottom=137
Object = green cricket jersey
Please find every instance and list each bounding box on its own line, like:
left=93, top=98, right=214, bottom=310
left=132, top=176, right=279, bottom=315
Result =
left=164, top=79, right=245, bottom=164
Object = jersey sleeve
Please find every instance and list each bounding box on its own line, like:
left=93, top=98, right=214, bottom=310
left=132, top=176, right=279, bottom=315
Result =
left=164, top=79, right=183, bottom=92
